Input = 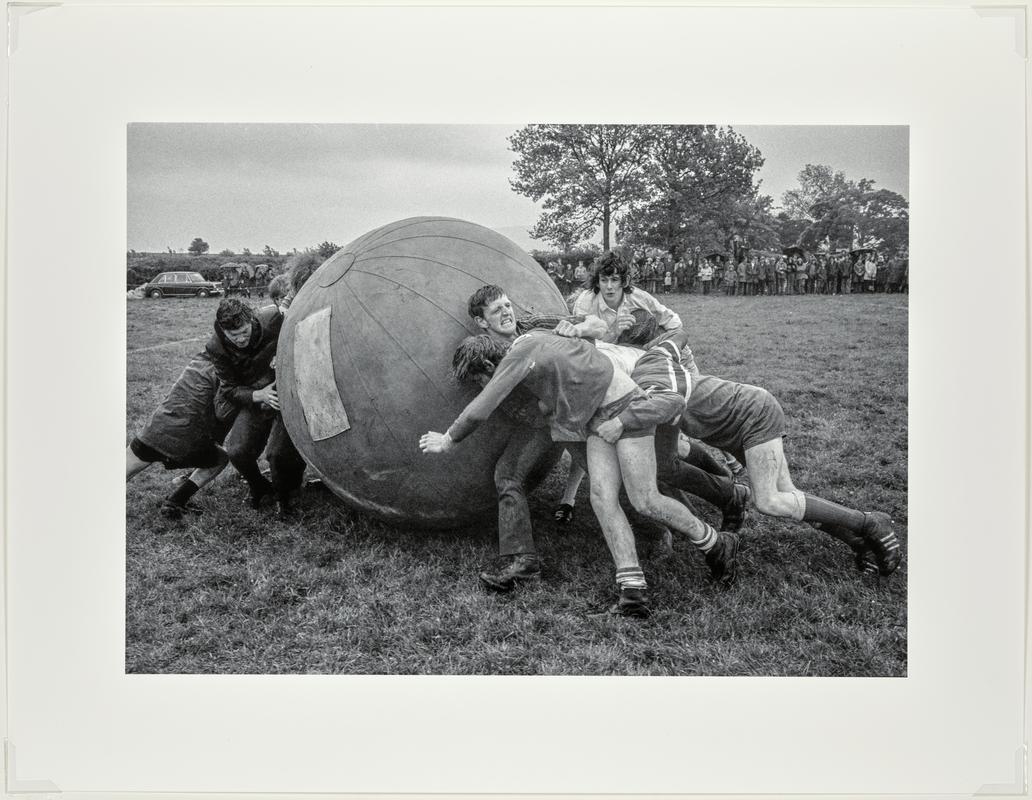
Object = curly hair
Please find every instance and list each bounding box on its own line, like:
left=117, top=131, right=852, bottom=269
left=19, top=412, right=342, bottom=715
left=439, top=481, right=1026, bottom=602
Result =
left=585, top=250, right=634, bottom=295
left=451, top=334, right=510, bottom=383
left=215, top=298, right=255, bottom=331
left=268, top=274, right=292, bottom=305
left=285, top=251, right=324, bottom=296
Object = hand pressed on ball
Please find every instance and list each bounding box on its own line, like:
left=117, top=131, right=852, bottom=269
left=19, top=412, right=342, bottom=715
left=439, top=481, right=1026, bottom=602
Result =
left=419, top=431, right=454, bottom=454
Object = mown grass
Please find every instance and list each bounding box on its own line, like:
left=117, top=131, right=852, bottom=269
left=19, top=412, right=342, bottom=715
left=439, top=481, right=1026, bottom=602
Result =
left=126, top=291, right=907, bottom=675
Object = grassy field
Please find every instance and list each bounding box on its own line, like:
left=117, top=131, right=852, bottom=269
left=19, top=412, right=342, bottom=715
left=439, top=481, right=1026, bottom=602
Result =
left=126, top=290, right=907, bottom=675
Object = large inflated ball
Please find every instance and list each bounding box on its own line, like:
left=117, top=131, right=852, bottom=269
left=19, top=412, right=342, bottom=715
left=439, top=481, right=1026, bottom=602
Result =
left=277, top=217, right=568, bottom=528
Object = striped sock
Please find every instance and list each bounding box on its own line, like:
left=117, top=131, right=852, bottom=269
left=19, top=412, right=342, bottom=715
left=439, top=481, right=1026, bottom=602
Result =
left=692, top=524, right=719, bottom=553
left=616, top=567, right=647, bottom=590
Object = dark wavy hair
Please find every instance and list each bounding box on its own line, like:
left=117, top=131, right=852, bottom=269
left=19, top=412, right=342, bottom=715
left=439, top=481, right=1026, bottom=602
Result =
left=451, top=334, right=511, bottom=383
left=466, top=284, right=506, bottom=321
left=585, top=250, right=634, bottom=295
left=215, top=298, right=255, bottom=332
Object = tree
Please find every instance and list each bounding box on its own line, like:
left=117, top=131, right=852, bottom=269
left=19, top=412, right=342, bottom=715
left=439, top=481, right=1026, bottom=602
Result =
left=780, top=164, right=908, bottom=256
left=619, top=126, right=767, bottom=260
left=263, top=244, right=279, bottom=257
left=241, top=247, right=252, bottom=256
left=187, top=237, right=209, bottom=255
left=855, top=188, right=909, bottom=255
left=780, top=164, right=869, bottom=222
left=218, top=248, right=235, bottom=257
left=715, top=193, right=781, bottom=255
left=316, top=241, right=341, bottom=259
left=509, top=125, right=654, bottom=250
left=772, top=211, right=809, bottom=249
left=799, top=185, right=909, bottom=256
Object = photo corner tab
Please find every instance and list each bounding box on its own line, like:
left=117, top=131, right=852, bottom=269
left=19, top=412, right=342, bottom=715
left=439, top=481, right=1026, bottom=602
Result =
left=974, top=744, right=1028, bottom=796
left=972, top=4, right=1028, bottom=58
left=7, top=4, right=60, bottom=58
left=3, top=740, right=63, bottom=795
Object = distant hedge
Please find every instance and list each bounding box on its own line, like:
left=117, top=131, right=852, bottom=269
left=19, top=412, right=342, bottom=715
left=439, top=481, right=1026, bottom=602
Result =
left=126, top=252, right=290, bottom=286
left=529, top=243, right=604, bottom=268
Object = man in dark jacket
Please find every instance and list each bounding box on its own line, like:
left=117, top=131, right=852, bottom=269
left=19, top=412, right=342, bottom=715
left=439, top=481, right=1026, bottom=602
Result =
left=207, top=298, right=306, bottom=517
left=126, top=352, right=231, bottom=519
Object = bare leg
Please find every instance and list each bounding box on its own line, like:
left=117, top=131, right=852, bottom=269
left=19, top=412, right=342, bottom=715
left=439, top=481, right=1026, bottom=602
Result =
left=617, top=435, right=740, bottom=587
left=585, top=437, right=641, bottom=571
left=615, top=436, right=711, bottom=544
left=186, top=448, right=229, bottom=490
left=126, top=447, right=152, bottom=482
left=745, top=437, right=900, bottom=574
left=744, top=438, right=806, bottom=519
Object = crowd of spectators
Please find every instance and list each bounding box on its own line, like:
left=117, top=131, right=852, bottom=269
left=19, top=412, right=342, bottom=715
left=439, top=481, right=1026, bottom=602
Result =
left=545, top=248, right=909, bottom=297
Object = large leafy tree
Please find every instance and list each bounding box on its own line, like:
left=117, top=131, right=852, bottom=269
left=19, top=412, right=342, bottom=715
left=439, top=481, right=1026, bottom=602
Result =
left=799, top=186, right=909, bottom=256
left=772, top=211, right=810, bottom=249
left=509, top=125, right=653, bottom=250
left=854, top=188, right=909, bottom=255
left=619, top=126, right=767, bottom=259
left=780, top=164, right=908, bottom=256
left=780, top=164, right=871, bottom=221
left=187, top=237, right=209, bottom=255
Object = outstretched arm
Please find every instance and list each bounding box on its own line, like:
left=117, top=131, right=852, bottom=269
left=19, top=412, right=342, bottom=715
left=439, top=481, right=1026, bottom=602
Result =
left=518, top=313, right=606, bottom=341
left=419, top=351, right=533, bottom=453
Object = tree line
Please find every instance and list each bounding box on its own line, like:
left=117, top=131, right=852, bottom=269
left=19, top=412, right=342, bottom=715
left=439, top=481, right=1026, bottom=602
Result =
left=509, top=125, right=908, bottom=261
left=127, top=241, right=343, bottom=288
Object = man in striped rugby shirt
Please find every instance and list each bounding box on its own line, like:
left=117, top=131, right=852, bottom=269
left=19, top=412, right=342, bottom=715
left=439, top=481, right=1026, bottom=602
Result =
left=609, top=316, right=902, bottom=577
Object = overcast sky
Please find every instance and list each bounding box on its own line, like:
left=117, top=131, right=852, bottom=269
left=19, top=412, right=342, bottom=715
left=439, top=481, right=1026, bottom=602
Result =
left=128, top=124, right=908, bottom=254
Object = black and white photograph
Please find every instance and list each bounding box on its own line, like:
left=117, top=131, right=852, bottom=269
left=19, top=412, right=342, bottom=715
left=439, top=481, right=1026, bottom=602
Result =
left=6, top=2, right=1027, bottom=794
left=125, top=123, right=909, bottom=676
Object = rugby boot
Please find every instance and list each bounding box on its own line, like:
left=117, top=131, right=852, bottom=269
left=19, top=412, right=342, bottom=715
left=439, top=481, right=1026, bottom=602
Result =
left=809, top=521, right=879, bottom=575
left=247, top=477, right=275, bottom=510
left=720, top=482, right=750, bottom=532
left=859, top=511, right=901, bottom=576
left=158, top=498, right=201, bottom=521
left=479, top=553, right=542, bottom=592
left=854, top=548, right=880, bottom=576
left=610, top=586, right=651, bottom=618
left=705, top=532, right=741, bottom=589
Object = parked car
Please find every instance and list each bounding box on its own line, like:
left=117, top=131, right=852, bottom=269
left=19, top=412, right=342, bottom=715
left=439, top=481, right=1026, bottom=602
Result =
left=142, top=271, right=223, bottom=298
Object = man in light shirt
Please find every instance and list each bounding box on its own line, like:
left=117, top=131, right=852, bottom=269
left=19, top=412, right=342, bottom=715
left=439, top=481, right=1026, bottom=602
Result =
left=572, top=250, right=681, bottom=343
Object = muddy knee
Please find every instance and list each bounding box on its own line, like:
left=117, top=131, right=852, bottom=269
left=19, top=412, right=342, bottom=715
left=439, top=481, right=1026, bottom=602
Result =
left=754, top=489, right=805, bottom=519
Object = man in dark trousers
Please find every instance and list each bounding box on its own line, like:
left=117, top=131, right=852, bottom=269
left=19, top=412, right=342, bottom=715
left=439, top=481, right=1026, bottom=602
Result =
left=459, top=285, right=608, bottom=592
left=207, top=298, right=306, bottom=518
